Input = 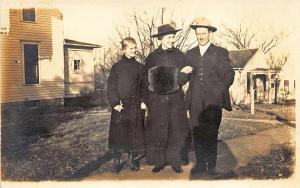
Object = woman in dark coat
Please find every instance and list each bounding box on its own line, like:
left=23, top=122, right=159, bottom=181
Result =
left=143, top=24, right=193, bottom=173
left=107, top=37, right=146, bottom=173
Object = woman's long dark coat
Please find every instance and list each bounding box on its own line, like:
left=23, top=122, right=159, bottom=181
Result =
left=107, top=56, right=145, bottom=154
left=143, top=46, right=190, bottom=166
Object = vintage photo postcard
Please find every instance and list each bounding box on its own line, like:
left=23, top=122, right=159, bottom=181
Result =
left=1, top=0, right=299, bottom=187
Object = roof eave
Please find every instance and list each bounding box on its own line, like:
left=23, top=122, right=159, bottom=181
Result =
left=64, top=43, right=101, bottom=48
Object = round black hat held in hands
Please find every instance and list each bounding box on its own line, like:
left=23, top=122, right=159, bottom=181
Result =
left=148, top=66, right=180, bottom=95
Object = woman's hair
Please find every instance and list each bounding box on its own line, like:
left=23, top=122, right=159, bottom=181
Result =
left=120, top=37, right=137, bottom=50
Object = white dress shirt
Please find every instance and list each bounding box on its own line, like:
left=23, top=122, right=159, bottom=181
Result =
left=199, top=42, right=211, bottom=56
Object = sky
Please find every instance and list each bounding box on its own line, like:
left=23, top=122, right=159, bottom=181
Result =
left=3, top=0, right=300, bottom=47
left=54, top=0, right=300, bottom=77
left=2, top=0, right=300, bottom=74
left=48, top=0, right=300, bottom=85
left=54, top=0, right=300, bottom=46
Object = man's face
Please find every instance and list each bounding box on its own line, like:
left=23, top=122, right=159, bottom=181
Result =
left=124, top=42, right=137, bottom=58
left=195, top=27, right=210, bottom=46
left=161, top=33, right=175, bottom=49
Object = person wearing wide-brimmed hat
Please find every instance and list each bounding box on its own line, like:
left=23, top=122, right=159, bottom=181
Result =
left=143, top=23, right=192, bottom=173
left=185, top=17, right=235, bottom=176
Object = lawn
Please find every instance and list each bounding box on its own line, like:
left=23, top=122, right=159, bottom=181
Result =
left=236, top=103, right=296, bottom=121
left=237, top=144, right=295, bottom=179
left=1, top=103, right=294, bottom=181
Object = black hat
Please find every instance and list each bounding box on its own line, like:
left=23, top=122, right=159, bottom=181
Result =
left=148, top=66, right=179, bottom=95
left=151, top=24, right=181, bottom=38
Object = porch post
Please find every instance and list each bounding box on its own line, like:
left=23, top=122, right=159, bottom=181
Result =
left=267, top=71, right=272, bottom=104
left=250, top=73, right=255, bottom=114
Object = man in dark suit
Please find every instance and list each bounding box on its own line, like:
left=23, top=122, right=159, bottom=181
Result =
left=185, top=17, right=235, bottom=176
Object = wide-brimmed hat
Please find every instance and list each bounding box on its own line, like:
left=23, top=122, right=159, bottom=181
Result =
left=151, top=24, right=181, bottom=38
left=190, top=17, right=217, bottom=32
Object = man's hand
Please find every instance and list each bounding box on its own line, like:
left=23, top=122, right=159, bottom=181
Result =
left=180, top=66, right=193, bottom=74
left=113, top=101, right=124, bottom=112
left=141, top=102, right=147, bottom=110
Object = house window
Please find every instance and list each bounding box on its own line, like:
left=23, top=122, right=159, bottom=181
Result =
left=22, top=8, right=36, bottom=22
left=23, top=43, right=39, bottom=84
left=74, top=60, right=80, bottom=71
left=284, top=80, right=289, bottom=92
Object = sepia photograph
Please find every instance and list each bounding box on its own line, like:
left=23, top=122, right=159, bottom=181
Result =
left=1, top=0, right=299, bottom=187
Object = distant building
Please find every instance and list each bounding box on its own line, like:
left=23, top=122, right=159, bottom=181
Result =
left=229, top=48, right=296, bottom=105
left=64, top=39, right=101, bottom=98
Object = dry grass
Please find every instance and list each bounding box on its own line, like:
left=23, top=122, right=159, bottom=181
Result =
left=237, top=144, right=295, bottom=179
left=1, top=104, right=293, bottom=181
left=1, top=106, right=110, bottom=180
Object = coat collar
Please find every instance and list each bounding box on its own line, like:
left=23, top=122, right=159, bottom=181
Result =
left=122, top=55, right=136, bottom=62
left=153, top=45, right=175, bottom=54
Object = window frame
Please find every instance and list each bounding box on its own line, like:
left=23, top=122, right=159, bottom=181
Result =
left=21, top=8, right=36, bottom=23
left=73, top=59, right=81, bottom=71
left=22, top=41, right=40, bottom=86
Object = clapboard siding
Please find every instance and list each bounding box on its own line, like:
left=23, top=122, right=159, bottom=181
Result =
left=0, top=8, right=65, bottom=103
left=64, top=48, right=95, bottom=97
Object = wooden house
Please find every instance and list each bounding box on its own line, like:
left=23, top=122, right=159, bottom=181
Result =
left=0, top=4, right=102, bottom=106
left=229, top=47, right=296, bottom=105
left=64, top=39, right=101, bottom=98
left=0, top=7, right=65, bottom=104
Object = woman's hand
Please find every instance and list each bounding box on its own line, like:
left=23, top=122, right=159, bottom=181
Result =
left=141, top=102, right=147, bottom=110
left=113, top=101, right=124, bottom=112
left=180, top=66, right=193, bottom=74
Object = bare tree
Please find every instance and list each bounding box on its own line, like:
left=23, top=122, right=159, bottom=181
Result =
left=266, top=53, right=289, bottom=103
left=109, top=8, right=195, bottom=63
left=94, top=44, right=121, bottom=91
left=219, top=23, right=287, bottom=54
left=115, top=25, right=131, bottom=41
left=130, top=9, right=161, bottom=62
left=221, top=24, right=256, bottom=50
left=173, top=20, right=197, bottom=52
left=266, top=53, right=289, bottom=70
left=260, top=32, right=286, bottom=54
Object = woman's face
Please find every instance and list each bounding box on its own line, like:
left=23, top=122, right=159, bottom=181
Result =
left=124, top=42, right=137, bottom=58
left=161, top=33, right=175, bottom=49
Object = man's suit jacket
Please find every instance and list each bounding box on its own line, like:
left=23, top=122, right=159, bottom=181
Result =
left=185, top=44, right=235, bottom=113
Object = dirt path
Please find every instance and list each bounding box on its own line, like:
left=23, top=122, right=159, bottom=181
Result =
left=84, top=126, right=295, bottom=180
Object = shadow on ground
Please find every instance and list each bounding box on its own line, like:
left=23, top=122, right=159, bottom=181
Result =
left=189, top=140, right=238, bottom=180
